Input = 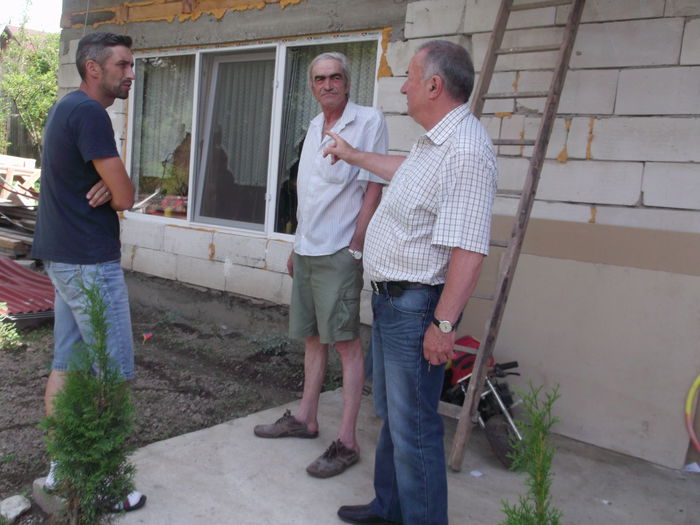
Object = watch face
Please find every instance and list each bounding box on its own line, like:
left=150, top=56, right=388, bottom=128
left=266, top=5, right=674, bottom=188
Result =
left=350, top=249, right=362, bottom=260
left=438, top=320, right=452, bottom=333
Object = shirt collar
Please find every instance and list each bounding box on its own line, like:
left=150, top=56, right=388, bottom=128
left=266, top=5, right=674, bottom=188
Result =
left=311, top=100, right=358, bottom=137
left=424, top=103, right=471, bottom=146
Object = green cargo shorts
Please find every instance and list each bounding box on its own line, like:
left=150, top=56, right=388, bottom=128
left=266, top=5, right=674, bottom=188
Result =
left=289, top=248, right=363, bottom=344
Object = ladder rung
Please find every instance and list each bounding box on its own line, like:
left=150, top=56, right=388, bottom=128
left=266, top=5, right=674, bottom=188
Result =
left=497, top=190, right=523, bottom=197
left=492, top=138, right=536, bottom=146
left=510, top=0, right=572, bottom=11
left=490, top=240, right=509, bottom=248
left=438, top=400, right=463, bottom=420
left=483, top=91, right=549, bottom=100
left=496, top=43, right=562, bottom=55
left=471, top=292, right=496, bottom=301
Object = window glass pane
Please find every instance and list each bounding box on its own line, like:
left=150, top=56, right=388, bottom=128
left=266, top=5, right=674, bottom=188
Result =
left=275, top=40, right=378, bottom=234
left=197, top=54, right=275, bottom=229
left=131, top=55, right=194, bottom=219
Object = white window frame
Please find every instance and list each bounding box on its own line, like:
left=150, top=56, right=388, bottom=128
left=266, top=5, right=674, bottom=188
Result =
left=125, top=32, right=383, bottom=241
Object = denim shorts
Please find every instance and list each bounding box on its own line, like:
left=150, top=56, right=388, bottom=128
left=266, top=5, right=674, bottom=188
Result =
left=289, top=248, right=363, bottom=344
left=45, top=260, right=135, bottom=379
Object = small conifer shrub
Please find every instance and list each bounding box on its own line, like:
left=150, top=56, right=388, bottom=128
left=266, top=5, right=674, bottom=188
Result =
left=501, top=383, right=562, bottom=525
left=41, top=282, right=136, bottom=524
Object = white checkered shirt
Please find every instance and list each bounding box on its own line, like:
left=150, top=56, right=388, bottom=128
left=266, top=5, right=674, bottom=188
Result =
left=364, top=104, right=497, bottom=284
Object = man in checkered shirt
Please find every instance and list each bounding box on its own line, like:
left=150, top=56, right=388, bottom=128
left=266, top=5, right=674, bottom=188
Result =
left=325, top=40, right=497, bottom=525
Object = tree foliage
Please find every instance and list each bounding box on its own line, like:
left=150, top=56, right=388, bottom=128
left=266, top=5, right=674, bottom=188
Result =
left=41, top=282, right=136, bottom=524
left=0, top=22, right=59, bottom=155
left=501, top=384, right=563, bottom=525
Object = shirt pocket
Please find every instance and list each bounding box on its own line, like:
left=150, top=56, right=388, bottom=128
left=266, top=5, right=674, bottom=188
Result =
left=315, top=152, right=353, bottom=184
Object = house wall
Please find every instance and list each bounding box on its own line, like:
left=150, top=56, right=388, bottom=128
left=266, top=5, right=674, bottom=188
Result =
left=56, top=0, right=700, bottom=468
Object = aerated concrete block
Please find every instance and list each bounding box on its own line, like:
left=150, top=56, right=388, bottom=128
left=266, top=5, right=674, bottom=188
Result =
left=405, top=0, right=467, bottom=39
left=266, top=239, right=294, bottom=274
left=555, top=0, right=664, bottom=24
left=595, top=206, right=700, bottom=234
left=616, top=67, right=700, bottom=115
left=386, top=114, right=424, bottom=152
left=681, top=19, right=700, bottom=65
left=642, top=162, right=700, bottom=210
left=377, top=77, right=407, bottom=114
left=176, top=255, right=225, bottom=290
left=570, top=18, right=684, bottom=68
left=224, top=264, right=289, bottom=305
left=131, top=246, right=177, bottom=280
left=573, top=117, right=700, bottom=162
left=665, top=0, right=700, bottom=16
left=537, top=160, right=643, bottom=205
left=212, top=232, right=266, bottom=268
left=163, top=225, right=215, bottom=259
left=121, top=217, right=166, bottom=251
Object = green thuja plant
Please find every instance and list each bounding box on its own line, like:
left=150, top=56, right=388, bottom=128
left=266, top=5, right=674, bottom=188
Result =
left=501, top=384, right=562, bottom=525
left=41, top=283, right=136, bottom=525
left=0, top=303, right=22, bottom=350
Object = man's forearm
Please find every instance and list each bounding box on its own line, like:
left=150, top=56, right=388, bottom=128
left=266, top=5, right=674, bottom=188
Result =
left=349, top=181, right=382, bottom=250
left=324, top=130, right=405, bottom=181
left=434, top=248, right=484, bottom=324
left=350, top=151, right=405, bottom=182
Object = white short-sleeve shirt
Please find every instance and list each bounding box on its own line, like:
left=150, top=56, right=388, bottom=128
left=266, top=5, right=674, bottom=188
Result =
left=294, top=101, right=388, bottom=256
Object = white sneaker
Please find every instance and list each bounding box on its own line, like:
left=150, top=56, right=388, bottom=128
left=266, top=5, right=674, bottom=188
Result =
left=44, top=461, right=58, bottom=492
left=110, top=491, right=147, bottom=512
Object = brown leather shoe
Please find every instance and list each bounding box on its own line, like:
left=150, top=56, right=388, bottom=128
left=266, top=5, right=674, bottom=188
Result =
left=306, top=439, right=359, bottom=478
left=253, top=409, right=319, bottom=438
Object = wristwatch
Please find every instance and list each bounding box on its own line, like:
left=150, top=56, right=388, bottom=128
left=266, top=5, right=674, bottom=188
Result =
left=432, top=313, right=463, bottom=334
left=433, top=318, right=456, bottom=333
left=348, top=248, right=363, bottom=260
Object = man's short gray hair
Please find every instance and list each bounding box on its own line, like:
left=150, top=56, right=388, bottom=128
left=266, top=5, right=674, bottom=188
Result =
left=307, top=52, right=352, bottom=91
left=417, top=40, right=474, bottom=103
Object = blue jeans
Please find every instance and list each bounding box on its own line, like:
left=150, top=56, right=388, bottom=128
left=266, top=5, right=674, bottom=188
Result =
left=46, top=260, right=134, bottom=379
left=369, top=286, right=447, bottom=525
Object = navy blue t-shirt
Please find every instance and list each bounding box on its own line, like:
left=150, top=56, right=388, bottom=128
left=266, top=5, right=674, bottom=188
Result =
left=32, top=91, right=121, bottom=264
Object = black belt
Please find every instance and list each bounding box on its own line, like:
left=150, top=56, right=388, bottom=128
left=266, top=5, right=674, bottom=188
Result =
left=371, top=280, right=440, bottom=297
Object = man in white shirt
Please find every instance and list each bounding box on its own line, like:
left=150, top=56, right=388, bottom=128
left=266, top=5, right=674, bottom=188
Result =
left=324, top=40, right=497, bottom=524
left=254, top=52, right=388, bottom=479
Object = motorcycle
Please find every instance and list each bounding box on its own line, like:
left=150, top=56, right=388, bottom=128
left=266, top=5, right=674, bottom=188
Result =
left=441, top=336, right=522, bottom=468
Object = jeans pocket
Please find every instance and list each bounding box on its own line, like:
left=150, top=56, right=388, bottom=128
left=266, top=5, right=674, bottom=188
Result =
left=388, top=288, right=435, bottom=317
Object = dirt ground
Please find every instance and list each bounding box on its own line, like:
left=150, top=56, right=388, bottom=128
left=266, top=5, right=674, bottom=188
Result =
left=0, top=272, right=345, bottom=523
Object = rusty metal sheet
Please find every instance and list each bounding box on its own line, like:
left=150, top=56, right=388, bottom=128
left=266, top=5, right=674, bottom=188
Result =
left=0, top=256, right=54, bottom=317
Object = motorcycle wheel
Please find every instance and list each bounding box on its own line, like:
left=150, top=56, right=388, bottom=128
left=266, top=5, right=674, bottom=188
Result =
left=484, top=414, right=518, bottom=469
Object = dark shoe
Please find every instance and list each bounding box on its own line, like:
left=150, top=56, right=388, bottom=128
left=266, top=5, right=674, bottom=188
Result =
left=306, top=439, right=359, bottom=478
left=253, top=409, right=318, bottom=438
left=338, top=504, right=396, bottom=524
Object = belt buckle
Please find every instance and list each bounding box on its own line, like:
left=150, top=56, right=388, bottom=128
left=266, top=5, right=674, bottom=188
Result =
left=371, top=281, right=380, bottom=294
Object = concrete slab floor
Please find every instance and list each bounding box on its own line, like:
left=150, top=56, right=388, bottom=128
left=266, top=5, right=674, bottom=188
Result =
left=110, top=390, right=698, bottom=525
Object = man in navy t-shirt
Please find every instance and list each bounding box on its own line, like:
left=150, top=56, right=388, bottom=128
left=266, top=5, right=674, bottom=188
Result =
left=32, top=32, right=145, bottom=512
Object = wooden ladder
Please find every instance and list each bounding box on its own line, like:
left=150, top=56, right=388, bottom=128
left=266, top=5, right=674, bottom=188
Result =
left=444, top=0, right=587, bottom=471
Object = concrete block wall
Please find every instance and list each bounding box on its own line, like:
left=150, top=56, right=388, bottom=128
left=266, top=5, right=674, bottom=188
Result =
left=379, top=0, right=700, bottom=230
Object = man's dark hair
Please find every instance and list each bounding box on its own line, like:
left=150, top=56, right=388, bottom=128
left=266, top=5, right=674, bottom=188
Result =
left=418, top=40, right=475, bottom=103
left=76, top=32, right=133, bottom=80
